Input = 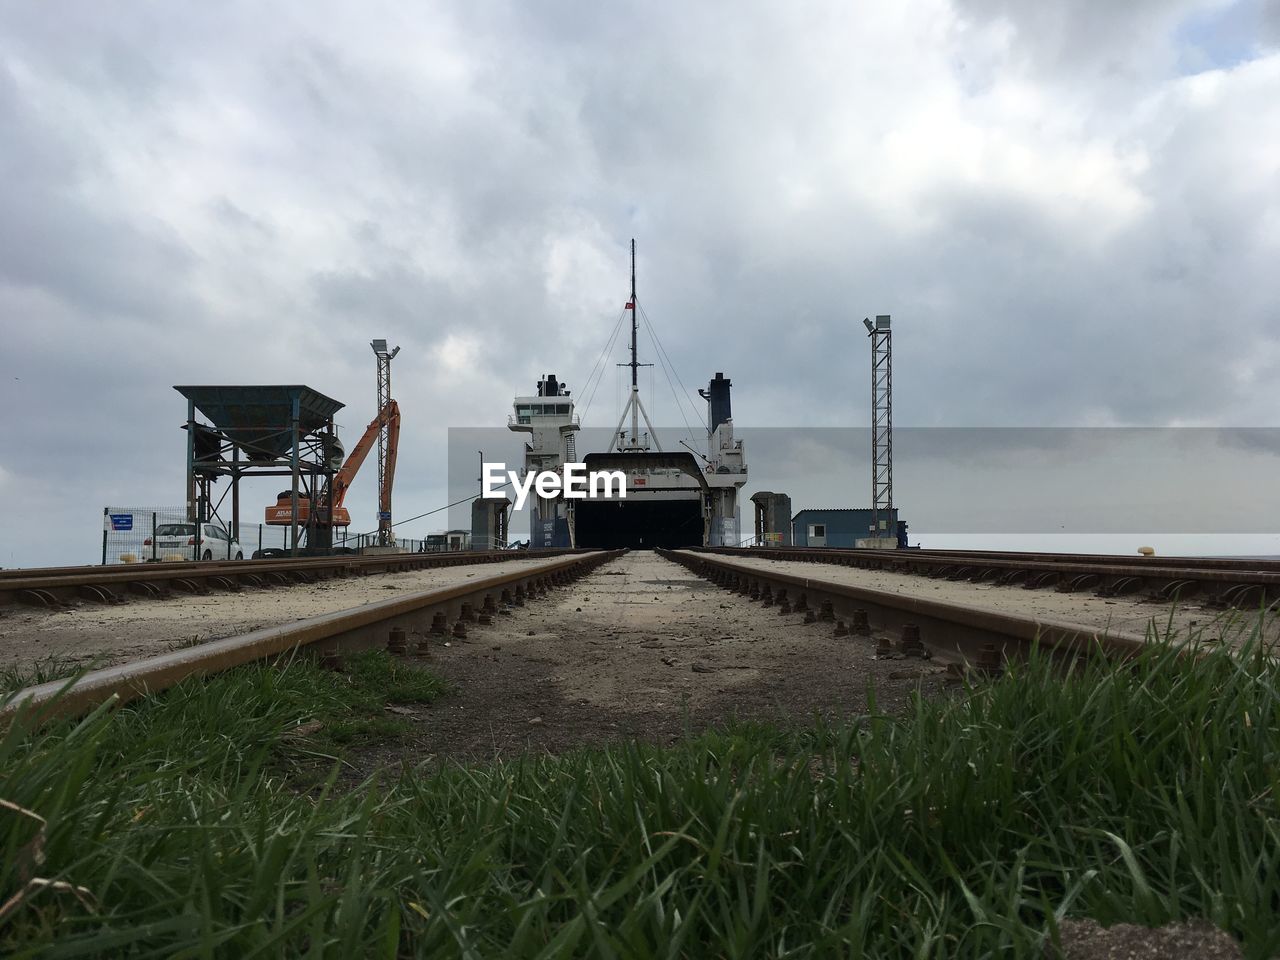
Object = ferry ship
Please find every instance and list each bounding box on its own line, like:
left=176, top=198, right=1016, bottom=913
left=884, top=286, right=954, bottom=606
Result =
left=507, top=242, right=747, bottom=548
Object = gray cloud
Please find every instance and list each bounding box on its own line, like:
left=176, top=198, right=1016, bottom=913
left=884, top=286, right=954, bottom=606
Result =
left=950, top=0, right=1205, bottom=83
left=0, top=65, right=197, bottom=322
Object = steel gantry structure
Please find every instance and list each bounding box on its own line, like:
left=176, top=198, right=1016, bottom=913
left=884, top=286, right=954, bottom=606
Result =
left=864, top=315, right=893, bottom=540
left=371, top=339, right=401, bottom=547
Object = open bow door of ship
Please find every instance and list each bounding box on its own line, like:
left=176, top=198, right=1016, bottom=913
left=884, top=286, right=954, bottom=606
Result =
left=573, top=451, right=707, bottom=549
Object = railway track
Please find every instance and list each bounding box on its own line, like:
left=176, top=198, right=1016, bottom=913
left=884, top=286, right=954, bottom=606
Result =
left=664, top=549, right=1149, bottom=671
left=5, top=549, right=623, bottom=720
left=699, top=546, right=1280, bottom=608
left=0, top=549, right=587, bottom=609
left=8, top=547, right=1221, bottom=728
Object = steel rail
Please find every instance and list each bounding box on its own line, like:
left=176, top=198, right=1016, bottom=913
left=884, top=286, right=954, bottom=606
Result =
left=698, top=547, right=1280, bottom=607
left=663, top=549, right=1148, bottom=672
left=0, top=548, right=589, bottom=581
left=4, top=550, right=623, bottom=723
left=786, top=546, right=1280, bottom=572
left=0, top=549, right=591, bottom=609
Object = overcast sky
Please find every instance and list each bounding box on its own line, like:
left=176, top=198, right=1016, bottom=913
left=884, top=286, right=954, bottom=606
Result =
left=1, top=1, right=1277, bottom=567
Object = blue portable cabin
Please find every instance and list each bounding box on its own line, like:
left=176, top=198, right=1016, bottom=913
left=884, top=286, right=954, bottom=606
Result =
left=792, top=508, right=905, bottom=548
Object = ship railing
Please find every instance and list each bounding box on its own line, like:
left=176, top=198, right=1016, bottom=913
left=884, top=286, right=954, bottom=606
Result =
left=508, top=413, right=581, bottom=428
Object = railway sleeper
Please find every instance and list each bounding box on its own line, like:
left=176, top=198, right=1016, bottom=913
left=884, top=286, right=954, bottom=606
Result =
left=126, top=581, right=163, bottom=600
left=1097, top=576, right=1141, bottom=598
left=1206, top=582, right=1267, bottom=609
left=1056, top=573, right=1100, bottom=593
left=1151, top=579, right=1200, bottom=603
left=16, top=588, right=60, bottom=607
left=1022, top=571, right=1059, bottom=590
left=76, top=584, right=118, bottom=604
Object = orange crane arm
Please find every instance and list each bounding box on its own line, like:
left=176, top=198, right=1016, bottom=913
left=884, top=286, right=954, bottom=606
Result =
left=380, top=401, right=400, bottom=516
left=331, top=399, right=399, bottom=515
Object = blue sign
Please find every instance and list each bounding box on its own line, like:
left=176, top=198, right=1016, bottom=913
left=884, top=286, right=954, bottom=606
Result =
left=378, top=511, right=392, bottom=521
left=109, top=514, right=133, bottom=531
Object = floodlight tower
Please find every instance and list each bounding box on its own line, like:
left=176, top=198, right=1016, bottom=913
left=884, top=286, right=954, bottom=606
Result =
left=863, top=315, right=892, bottom=541
left=371, top=339, right=401, bottom=546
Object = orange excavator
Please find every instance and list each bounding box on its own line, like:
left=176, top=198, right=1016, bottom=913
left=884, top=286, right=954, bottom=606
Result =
left=264, top=400, right=400, bottom=540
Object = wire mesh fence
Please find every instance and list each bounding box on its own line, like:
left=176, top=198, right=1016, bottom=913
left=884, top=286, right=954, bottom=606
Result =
left=335, top=531, right=440, bottom=553
left=102, top=507, right=290, bottom=564
left=101, top=507, right=459, bottom=563
left=334, top=531, right=501, bottom=553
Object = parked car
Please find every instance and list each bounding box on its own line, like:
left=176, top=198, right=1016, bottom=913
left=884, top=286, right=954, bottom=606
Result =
left=144, top=522, right=244, bottom=561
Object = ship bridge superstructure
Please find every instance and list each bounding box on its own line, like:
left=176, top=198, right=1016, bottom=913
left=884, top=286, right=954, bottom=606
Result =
left=508, top=373, right=581, bottom=547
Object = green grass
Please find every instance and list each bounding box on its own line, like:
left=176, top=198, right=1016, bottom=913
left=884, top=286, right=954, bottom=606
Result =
left=0, top=657, right=95, bottom=693
left=280, top=650, right=445, bottom=751
left=1, top=642, right=1277, bottom=957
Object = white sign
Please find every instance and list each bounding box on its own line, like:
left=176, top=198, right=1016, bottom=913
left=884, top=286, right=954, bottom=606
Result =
left=483, top=463, right=627, bottom=511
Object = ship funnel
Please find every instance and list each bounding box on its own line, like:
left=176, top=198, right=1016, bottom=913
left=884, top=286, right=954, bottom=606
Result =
left=706, top=372, right=733, bottom=432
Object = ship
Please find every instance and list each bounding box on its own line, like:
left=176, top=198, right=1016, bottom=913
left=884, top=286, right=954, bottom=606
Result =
left=508, top=241, right=747, bottom=549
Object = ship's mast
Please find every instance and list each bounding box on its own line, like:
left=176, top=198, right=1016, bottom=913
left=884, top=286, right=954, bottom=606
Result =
left=612, top=239, right=656, bottom=452
left=629, top=238, right=639, bottom=447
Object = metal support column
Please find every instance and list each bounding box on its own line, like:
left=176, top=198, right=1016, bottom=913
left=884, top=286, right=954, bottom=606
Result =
left=321, top=417, right=336, bottom=551
left=231, top=444, right=240, bottom=545
left=185, top=399, right=197, bottom=523
left=289, top=394, right=301, bottom=557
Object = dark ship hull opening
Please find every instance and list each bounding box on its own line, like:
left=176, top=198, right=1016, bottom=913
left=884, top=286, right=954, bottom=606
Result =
left=575, top=498, right=702, bottom=549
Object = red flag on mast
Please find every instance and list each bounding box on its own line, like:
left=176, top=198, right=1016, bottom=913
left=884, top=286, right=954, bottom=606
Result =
left=625, top=299, right=635, bottom=310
